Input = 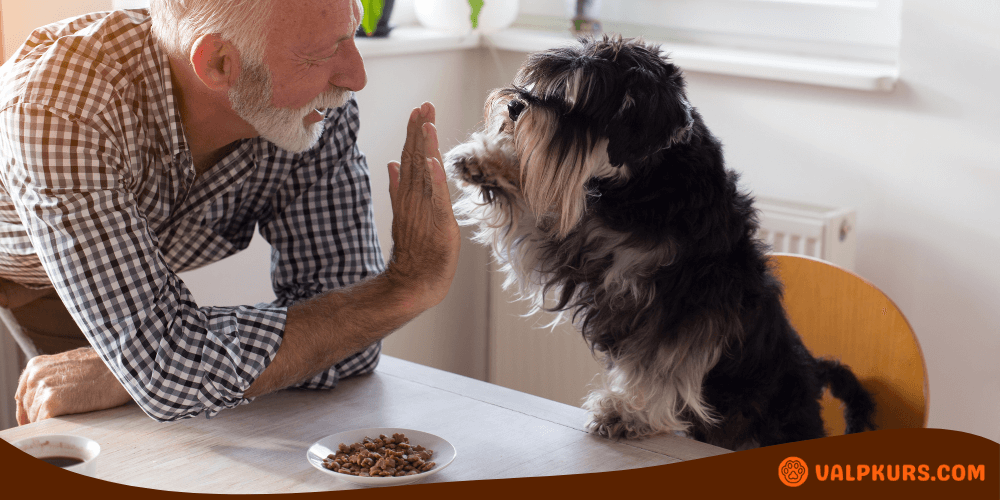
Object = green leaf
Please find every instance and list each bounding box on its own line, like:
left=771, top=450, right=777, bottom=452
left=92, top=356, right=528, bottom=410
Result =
left=468, top=0, right=485, bottom=29
left=360, top=0, right=384, bottom=36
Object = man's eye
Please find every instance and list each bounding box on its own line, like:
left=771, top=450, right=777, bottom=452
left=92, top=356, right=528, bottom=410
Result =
left=302, top=52, right=336, bottom=68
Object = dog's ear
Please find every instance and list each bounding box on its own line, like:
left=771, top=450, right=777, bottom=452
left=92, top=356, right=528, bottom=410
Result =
left=605, top=62, right=693, bottom=166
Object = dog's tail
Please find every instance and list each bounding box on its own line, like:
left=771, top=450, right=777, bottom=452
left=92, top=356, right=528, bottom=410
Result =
left=816, top=358, right=877, bottom=434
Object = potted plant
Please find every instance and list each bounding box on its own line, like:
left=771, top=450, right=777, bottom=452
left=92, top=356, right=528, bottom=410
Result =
left=357, top=0, right=396, bottom=37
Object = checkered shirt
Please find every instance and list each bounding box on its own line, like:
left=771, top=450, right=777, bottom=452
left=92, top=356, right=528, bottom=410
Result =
left=0, top=10, right=384, bottom=421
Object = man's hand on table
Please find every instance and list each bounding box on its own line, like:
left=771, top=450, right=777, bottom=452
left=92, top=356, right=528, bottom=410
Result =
left=15, top=347, right=131, bottom=425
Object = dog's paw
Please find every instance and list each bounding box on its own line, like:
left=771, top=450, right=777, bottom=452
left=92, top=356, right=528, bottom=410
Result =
left=586, top=408, right=656, bottom=441
left=444, top=143, right=489, bottom=184
left=587, top=410, right=629, bottom=440
left=448, top=155, right=485, bottom=184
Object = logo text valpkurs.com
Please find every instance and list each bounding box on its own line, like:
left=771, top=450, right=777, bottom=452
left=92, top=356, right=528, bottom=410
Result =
left=813, top=464, right=985, bottom=482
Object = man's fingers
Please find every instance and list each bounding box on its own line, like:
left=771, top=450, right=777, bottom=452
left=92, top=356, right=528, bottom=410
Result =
left=397, top=108, right=422, bottom=192
left=393, top=105, right=450, bottom=225
left=23, top=385, right=40, bottom=424
left=418, top=103, right=439, bottom=166
left=22, top=371, right=51, bottom=423
left=34, top=397, right=60, bottom=423
left=14, top=362, right=28, bottom=401
left=418, top=121, right=453, bottom=224
left=401, top=106, right=425, bottom=174
left=15, top=361, right=33, bottom=425
left=422, top=101, right=436, bottom=128
left=422, top=122, right=442, bottom=166
left=401, top=103, right=438, bottom=190
left=407, top=113, right=430, bottom=191
left=15, top=395, right=26, bottom=425
left=401, top=106, right=421, bottom=158
left=387, top=161, right=401, bottom=208
left=428, top=157, right=451, bottom=205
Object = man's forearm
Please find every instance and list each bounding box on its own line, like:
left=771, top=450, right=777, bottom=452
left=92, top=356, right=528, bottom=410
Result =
left=243, top=270, right=417, bottom=398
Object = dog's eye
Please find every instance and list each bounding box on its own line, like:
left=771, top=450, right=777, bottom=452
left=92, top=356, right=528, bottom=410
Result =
left=508, top=100, right=526, bottom=122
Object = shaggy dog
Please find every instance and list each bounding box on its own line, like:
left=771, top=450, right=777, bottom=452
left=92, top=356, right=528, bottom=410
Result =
left=444, top=36, right=876, bottom=449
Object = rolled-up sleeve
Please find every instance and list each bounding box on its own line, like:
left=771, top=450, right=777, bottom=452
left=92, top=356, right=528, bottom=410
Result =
left=257, top=98, right=386, bottom=390
left=0, top=103, right=288, bottom=422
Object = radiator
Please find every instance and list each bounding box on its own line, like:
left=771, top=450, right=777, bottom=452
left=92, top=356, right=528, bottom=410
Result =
left=487, top=198, right=858, bottom=407
left=754, top=196, right=857, bottom=271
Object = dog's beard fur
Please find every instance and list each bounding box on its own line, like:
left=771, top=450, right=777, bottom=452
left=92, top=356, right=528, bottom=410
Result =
left=229, top=58, right=350, bottom=153
left=447, top=35, right=876, bottom=448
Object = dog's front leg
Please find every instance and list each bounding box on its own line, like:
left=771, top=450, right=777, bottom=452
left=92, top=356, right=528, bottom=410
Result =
left=583, top=361, right=686, bottom=440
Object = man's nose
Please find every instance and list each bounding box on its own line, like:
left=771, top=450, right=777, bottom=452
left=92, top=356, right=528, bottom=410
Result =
left=332, top=41, right=367, bottom=92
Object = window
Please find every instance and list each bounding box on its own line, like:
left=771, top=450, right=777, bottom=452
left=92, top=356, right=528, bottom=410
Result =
left=509, top=0, right=901, bottom=90
left=519, top=0, right=900, bottom=62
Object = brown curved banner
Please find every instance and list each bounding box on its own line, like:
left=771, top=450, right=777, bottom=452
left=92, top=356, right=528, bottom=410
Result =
left=2, top=428, right=997, bottom=499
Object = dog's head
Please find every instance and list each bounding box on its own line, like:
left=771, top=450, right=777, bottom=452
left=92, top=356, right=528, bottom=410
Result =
left=447, top=36, right=694, bottom=239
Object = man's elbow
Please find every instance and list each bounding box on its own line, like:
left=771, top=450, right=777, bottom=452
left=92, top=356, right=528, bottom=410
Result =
left=129, top=377, right=247, bottom=423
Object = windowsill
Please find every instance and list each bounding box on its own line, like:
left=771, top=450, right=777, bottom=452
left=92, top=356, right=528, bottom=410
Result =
left=357, top=26, right=899, bottom=92
left=356, top=26, right=481, bottom=57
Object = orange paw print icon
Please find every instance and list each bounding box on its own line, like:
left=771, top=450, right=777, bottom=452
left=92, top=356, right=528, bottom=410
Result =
left=779, top=457, right=809, bottom=487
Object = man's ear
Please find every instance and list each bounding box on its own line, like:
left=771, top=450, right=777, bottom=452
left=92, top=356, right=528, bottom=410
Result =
left=190, top=34, right=240, bottom=91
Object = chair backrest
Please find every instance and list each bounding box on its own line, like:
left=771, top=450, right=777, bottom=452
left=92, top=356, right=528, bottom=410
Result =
left=769, top=253, right=928, bottom=435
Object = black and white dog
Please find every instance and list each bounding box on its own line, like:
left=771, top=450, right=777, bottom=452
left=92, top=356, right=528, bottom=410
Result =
left=445, top=36, right=876, bottom=449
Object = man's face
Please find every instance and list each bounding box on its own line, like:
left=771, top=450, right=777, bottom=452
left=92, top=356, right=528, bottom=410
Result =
left=229, top=0, right=367, bottom=153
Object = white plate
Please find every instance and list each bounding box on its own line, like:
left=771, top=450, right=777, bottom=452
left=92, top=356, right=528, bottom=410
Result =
left=307, top=428, right=456, bottom=487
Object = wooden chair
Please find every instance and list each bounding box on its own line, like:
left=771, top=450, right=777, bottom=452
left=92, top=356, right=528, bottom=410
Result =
left=769, top=253, right=928, bottom=435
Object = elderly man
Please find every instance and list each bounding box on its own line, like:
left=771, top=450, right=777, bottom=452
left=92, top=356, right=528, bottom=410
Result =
left=0, top=0, right=459, bottom=424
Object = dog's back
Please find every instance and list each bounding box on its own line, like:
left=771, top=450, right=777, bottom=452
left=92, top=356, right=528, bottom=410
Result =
left=597, top=113, right=875, bottom=448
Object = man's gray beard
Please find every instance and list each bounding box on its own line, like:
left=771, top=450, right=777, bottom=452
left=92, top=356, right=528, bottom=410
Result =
left=229, top=61, right=350, bottom=153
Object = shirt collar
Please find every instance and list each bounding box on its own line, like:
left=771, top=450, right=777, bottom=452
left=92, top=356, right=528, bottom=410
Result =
left=138, top=28, right=190, bottom=165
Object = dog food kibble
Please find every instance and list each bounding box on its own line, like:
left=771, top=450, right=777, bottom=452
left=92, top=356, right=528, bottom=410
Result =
left=322, top=433, right=436, bottom=477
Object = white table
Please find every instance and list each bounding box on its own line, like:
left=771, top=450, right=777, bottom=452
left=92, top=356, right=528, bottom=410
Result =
left=0, top=356, right=728, bottom=493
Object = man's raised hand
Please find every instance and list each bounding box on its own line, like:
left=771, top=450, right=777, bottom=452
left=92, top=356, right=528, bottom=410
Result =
left=385, top=102, right=460, bottom=312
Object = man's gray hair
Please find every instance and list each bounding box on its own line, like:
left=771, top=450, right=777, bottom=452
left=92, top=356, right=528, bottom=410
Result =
left=149, top=0, right=276, bottom=64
